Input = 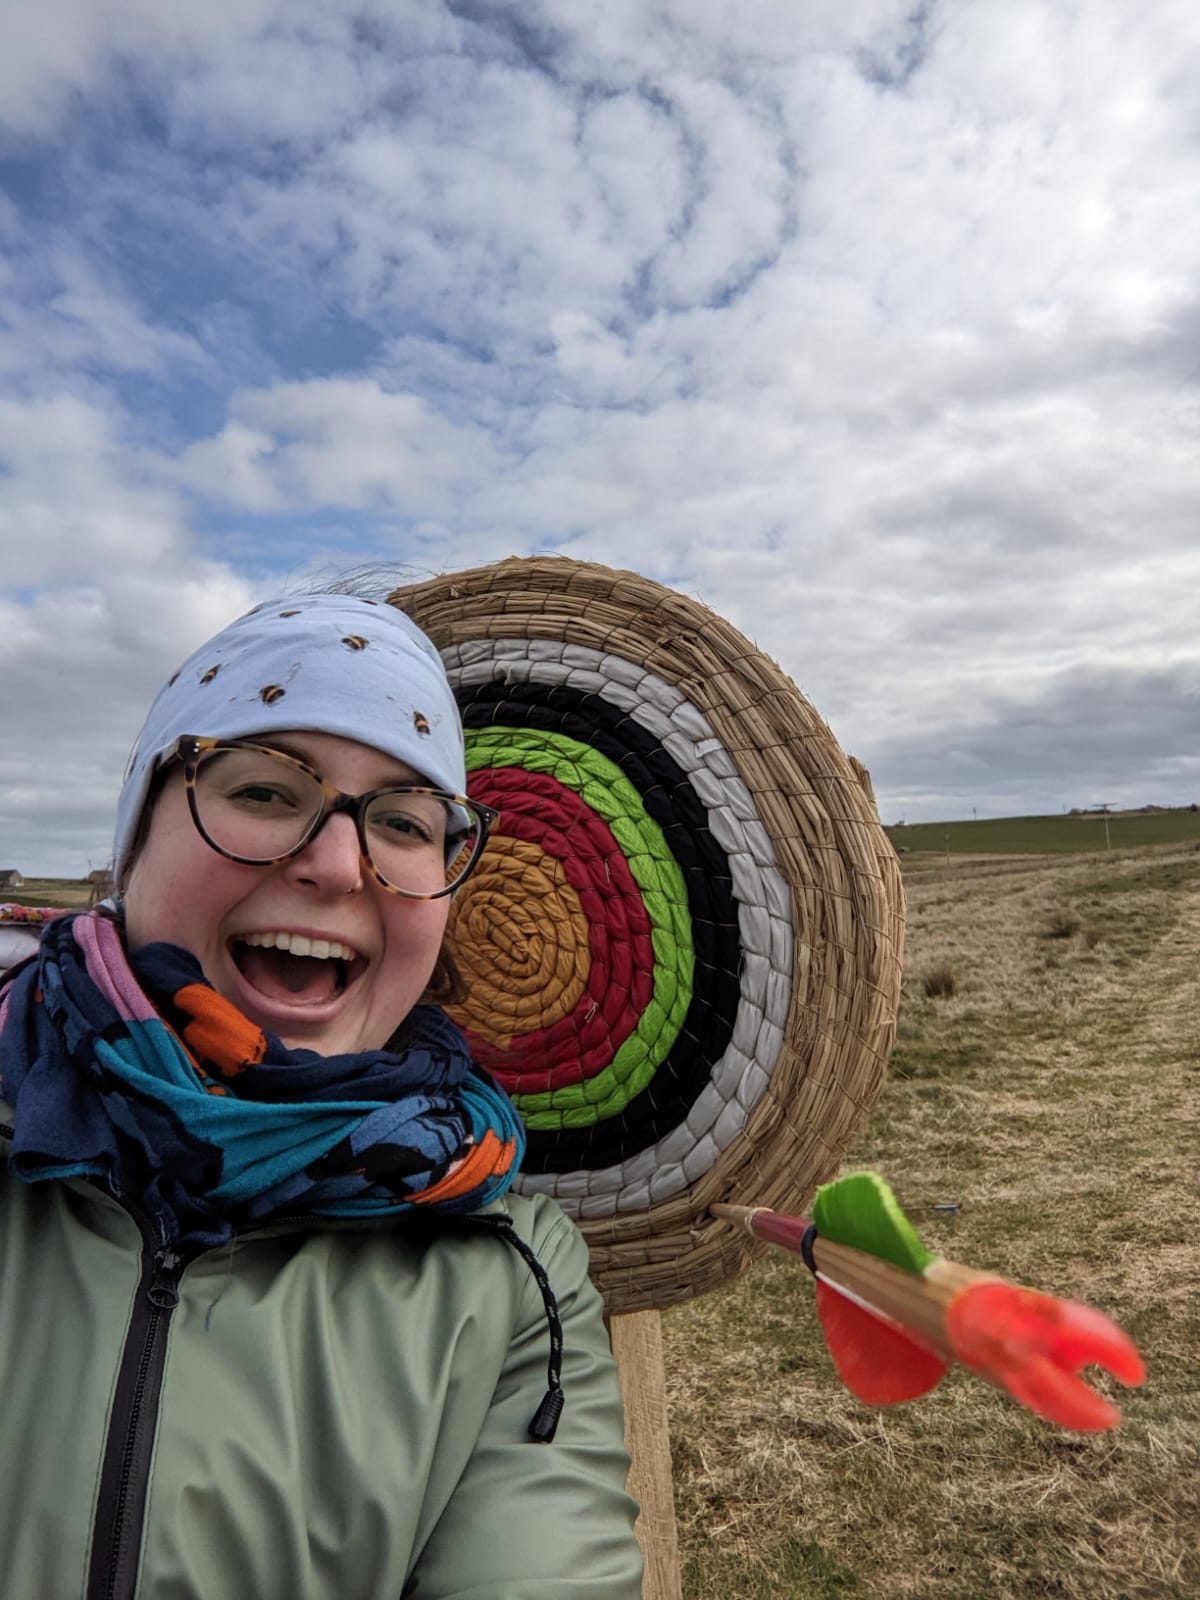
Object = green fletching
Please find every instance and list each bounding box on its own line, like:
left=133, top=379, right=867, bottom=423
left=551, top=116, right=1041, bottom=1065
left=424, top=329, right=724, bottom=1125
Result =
left=812, top=1172, right=935, bottom=1274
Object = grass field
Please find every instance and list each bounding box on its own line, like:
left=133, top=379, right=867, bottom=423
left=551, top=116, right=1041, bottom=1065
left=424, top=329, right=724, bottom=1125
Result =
left=886, top=809, right=1200, bottom=856
left=666, top=841, right=1199, bottom=1599
left=1, top=878, right=96, bottom=910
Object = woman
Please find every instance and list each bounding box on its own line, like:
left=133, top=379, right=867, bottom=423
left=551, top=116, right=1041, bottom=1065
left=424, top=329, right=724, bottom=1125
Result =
left=0, top=594, right=642, bottom=1599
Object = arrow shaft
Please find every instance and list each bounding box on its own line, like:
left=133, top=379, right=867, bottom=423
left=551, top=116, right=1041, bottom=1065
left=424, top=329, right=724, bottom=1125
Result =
left=712, top=1201, right=996, bottom=1357
left=813, top=1237, right=994, bottom=1360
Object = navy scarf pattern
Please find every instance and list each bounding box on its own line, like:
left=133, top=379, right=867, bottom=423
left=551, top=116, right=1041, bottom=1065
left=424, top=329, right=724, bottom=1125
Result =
left=0, top=910, right=526, bottom=1250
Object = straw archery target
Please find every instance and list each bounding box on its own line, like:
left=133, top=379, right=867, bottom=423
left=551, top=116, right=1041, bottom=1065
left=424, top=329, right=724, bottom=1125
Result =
left=444, top=642, right=792, bottom=1217
left=390, top=559, right=904, bottom=1315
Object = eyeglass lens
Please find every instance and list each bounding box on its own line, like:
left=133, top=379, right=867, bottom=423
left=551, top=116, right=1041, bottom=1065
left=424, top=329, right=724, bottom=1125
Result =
left=192, top=746, right=481, bottom=893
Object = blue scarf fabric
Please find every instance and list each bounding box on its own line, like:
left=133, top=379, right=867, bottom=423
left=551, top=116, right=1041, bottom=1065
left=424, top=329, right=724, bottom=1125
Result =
left=0, top=910, right=526, bottom=1250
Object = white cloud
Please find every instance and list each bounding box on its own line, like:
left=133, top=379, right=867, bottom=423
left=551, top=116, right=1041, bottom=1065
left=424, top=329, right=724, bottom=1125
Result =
left=648, top=75, right=791, bottom=307
left=578, top=92, right=687, bottom=262
left=0, top=246, right=212, bottom=393
left=0, top=0, right=285, bottom=135
left=0, top=395, right=186, bottom=583
left=174, top=378, right=497, bottom=513
left=1, top=571, right=257, bottom=877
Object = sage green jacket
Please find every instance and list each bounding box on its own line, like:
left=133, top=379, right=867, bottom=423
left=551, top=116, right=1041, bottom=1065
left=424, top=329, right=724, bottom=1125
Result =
left=0, top=1124, right=642, bottom=1599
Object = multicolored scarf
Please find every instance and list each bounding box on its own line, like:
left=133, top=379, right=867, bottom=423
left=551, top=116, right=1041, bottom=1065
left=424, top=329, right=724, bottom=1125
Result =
left=0, top=909, right=526, bottom=1250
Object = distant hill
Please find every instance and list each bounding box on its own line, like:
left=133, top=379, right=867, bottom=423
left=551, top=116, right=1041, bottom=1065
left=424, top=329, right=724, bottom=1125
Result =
left=885, top=809, right=1200, bottom=855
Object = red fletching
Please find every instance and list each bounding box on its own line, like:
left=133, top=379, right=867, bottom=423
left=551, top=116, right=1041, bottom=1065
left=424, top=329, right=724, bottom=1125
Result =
left=945, top=1281, right=1146, bottom=1432
left=814, top=1279, right=948, bottom=1405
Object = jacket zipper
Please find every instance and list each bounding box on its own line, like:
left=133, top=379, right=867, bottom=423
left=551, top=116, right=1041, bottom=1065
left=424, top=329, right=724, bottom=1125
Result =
left=0, top=1129, right=186, bottom=1597
left=85, top=1206, right=186, bottom=1600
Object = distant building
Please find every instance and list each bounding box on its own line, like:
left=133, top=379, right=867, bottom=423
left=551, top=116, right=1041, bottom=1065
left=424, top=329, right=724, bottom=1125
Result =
left=0, top=869, right=25, bottom=889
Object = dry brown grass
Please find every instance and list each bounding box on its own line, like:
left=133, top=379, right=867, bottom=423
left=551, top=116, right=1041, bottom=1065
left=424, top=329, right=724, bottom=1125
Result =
left=921, top=965, right=957, bottom=999
left=666, top=843, right=1200, bottom=1599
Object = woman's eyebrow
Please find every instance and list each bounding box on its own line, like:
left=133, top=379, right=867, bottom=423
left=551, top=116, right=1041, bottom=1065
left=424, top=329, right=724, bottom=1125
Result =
left=243, top=736, right=321, bottom=768
left=245, top=735, right=306, bottom=758
left=246, top=736, right=422, bottom=787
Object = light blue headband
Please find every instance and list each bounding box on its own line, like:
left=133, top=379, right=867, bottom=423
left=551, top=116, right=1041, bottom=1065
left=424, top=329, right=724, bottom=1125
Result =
left=114, top=595, right=466, bottom=886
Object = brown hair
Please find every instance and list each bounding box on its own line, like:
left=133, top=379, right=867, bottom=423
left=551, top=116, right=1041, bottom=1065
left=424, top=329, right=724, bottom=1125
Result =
left=115, top=762, right=172, bottom=894
left=420, top=942, right=466, bottom=1007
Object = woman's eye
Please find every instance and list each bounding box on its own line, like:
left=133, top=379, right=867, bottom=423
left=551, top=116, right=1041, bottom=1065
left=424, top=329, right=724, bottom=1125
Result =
left=378, top=812, right=433, bottom=842
left=229, top=784, right=295, bottom=808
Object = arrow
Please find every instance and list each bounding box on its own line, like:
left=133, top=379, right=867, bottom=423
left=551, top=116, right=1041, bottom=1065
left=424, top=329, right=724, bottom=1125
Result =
left=713, top=1172, right=1145, bottom=1431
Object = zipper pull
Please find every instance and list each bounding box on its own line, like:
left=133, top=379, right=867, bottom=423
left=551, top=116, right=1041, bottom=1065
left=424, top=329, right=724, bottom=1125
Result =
left=147, top=1247, right=182, bottom=1311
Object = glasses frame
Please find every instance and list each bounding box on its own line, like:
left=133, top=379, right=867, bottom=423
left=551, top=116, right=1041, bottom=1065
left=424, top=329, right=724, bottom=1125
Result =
left=172, top=735, right=498, bottom=900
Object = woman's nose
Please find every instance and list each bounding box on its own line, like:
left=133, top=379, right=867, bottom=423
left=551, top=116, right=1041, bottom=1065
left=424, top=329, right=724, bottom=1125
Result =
left=285, top=811, right=365, bottom=895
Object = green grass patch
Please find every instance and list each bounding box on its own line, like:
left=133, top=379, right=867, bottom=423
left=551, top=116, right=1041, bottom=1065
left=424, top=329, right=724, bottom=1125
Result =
left=0, top=878, right=92, bottom=909
left=1081, top=858, right=1200, bottom=895
left=888, top=811, right=1200, bottom=855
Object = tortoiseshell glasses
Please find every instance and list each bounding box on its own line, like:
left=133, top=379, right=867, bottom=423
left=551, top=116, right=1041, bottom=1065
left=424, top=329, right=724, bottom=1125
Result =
left=172, top=736, right=497, bottom=899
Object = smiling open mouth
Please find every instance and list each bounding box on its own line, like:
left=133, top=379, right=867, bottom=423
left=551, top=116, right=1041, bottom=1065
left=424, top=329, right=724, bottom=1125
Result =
left=231, top=931, right=367, bottom=1005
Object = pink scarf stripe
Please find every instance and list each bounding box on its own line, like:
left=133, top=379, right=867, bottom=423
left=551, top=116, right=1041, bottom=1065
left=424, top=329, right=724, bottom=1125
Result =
left=72, top=914, right=161, bottom=1025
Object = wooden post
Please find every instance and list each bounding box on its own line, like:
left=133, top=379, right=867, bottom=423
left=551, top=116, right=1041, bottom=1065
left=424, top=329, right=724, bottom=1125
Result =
left=610, top=1309, right=682, bottom=1600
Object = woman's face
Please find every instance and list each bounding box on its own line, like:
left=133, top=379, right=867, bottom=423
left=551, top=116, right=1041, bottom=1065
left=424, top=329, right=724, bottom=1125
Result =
left=122, top=731, right=451, bottom=1056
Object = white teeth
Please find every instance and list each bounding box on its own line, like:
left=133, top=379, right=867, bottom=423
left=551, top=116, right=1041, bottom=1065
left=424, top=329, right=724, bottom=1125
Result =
left=240, top=931, right=356, bottom=961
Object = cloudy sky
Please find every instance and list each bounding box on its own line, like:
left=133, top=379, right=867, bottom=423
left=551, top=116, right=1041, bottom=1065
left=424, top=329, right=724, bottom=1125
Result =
left=2, top=0, right=1198, bottom=875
